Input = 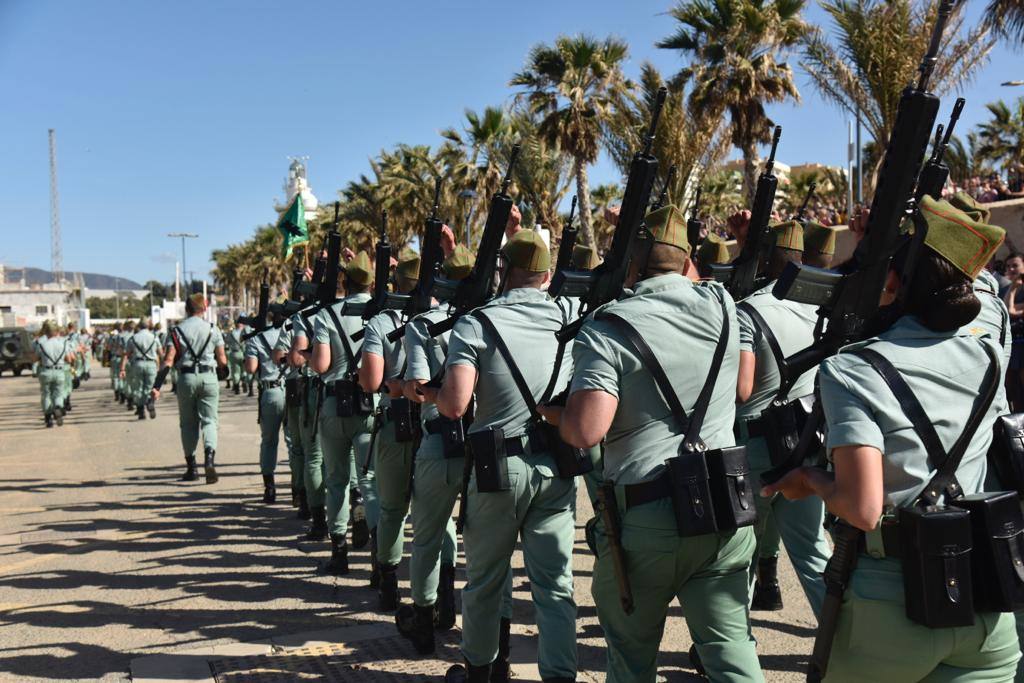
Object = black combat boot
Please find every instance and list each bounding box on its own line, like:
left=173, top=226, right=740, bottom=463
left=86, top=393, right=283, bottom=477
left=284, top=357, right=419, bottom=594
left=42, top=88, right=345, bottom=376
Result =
left=247, top=382, right=254, bottom=397
left=489, top=617, right=511, bottom=683
left=45, top=412, right=53, bottom=428
left=136, top=403, right=146, bottom=420
left=436, top=563, right=457, bottom=630
left=170, top=382, right=177, bottom=394
left=751, top=556, right=784, bottom=611
left=396, top=602, right=436, bottom=655
left=350, top=488, right=369, bottom=549
left=64, top=397, right=72, bottom=413
left=368, top=529, right=381, bottom=589
left=305, top=505, right=328, bottom=541
left=296, top=489, right=310, bottom=520
left=204, top=447, right=219, bottom=484
left=317, top=534, right=349, bottom=575
left=226, top=377, right=232, bottom=389
left=262, top=474, right=276, bottom=504
left=117, top=390, right=125, bottom=404
left=181, top=455, right=198, bottom=482
left=445, top=660, right=492, bottom=683
left=233, top=382, right=240, bottom=395
left=126, top=397, right=134, bottom=410
left=147, top=397, right=156, bottom=419
left=54, top=407, right=64, bottom=426
left=378, top=562, right=399, bottom=612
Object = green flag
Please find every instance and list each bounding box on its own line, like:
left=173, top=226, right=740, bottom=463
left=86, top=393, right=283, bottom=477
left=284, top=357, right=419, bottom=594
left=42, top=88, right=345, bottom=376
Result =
left=277, top=193, right=309, bottom=259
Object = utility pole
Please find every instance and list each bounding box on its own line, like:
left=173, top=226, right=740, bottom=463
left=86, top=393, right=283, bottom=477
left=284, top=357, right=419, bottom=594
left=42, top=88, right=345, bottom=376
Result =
left=48, top=129, right=63, bottom=286
left=167, top=232, right=198, bottom=294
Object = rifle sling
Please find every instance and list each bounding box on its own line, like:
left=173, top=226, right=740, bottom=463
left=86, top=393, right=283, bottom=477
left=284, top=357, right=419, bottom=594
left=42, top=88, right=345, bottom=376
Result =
left=737, top=301, right=792, bottom=404
left=325, top=304, right=362, bottom=375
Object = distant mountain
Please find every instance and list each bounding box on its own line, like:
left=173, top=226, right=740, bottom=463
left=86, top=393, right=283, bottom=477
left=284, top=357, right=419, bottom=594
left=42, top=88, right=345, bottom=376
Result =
left=3, top=266, right=143, bottom=290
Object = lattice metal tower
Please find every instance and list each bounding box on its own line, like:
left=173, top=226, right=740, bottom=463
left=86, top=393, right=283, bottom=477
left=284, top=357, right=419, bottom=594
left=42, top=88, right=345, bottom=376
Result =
left=48, top=128, right=63, bottom=286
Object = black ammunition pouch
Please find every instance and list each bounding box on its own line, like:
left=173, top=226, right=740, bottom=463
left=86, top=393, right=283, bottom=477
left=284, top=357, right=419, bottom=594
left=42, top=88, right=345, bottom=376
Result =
left=426, top=415, right=469, bottom=459
left=952, top=491, right=1024, bottom=613
left=216, top=365, right=229, bottom=381
left=530, top=421, right=594, bottom=479
left=388, top=397, right=420, bottom=443
left=468, top=428, right=514, bottom=493
left=851, top=345, right=1004, bottom=629
left=665, top=446, right=756, bottom=537
left=987, top=414, right=1024, bottom=496
left=330, top=376, right=373, bottom=418
left=759, top=394, right=823, bottom=467
left=285, top=378, right=304, bottom=407
left=899, top=505, right=975, bottom=628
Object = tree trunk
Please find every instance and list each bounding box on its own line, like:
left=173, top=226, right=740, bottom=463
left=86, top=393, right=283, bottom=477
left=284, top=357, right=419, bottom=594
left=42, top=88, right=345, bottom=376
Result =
left=742, top=139, right=759, bottom=207
left=575, top=156, right=595, bottom=247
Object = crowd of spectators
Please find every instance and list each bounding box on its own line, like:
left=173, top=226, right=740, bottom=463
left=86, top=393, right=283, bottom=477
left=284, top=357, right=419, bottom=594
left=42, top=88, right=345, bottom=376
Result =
left=946, top=174, right=1024, bottom=203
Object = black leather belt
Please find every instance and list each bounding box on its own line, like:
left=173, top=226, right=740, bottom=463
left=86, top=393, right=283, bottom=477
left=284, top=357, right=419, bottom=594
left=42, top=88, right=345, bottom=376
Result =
left=425, top=416, right=457, bottom=435
left=622, top=473, right=673, bottom=509
left=260, top=380, right=283, bottom=390
left=179, top=364, right=214, bottom=374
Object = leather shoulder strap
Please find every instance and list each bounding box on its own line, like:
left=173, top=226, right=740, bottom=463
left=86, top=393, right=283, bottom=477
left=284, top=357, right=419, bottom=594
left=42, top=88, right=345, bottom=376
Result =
left=325, top=304, right=361, bottom=373
left=737, top=301, right=791, bottom=403
left=473, top=310, right=540, bottom=419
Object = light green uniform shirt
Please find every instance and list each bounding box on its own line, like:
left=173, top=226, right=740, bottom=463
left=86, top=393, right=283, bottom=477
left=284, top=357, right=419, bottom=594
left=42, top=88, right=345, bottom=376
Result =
left=35, top=336, right=69, bottom=369
left=363, top=309, right=405, bottom=408
left=167, top=316, right=224, bottom=368
left=312, top=293, right=371, bottom=383
left=226, top=328, right=245, bottom=355
left=736, top=283, right=819, bottom=421
left=570, top=274, right=740, bottom=487
left=245, top=328, right=283, bottom=381
left=404, top=306, right=451, bottom=459
left=273, top=326, right=301, bottom=380
left=820, top=316, right=1000, bottom=508
left=127, top=330, right=160, bottom=362
left=446, top=287, right=572, bottom=438
left=285, top=313, right=317, bottom=378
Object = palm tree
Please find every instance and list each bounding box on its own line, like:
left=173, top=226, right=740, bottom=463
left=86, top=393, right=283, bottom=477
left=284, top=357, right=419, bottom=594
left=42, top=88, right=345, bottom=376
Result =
left=510, top=34, right=634, bottom=247
left=976, top=98, right=1024, bottom=179
left=507, top=112, right=574, bottom=238
left=658, top=0, right=808, bottom=204
left=984, top=0, right=1024, bottom=45
left=946, top=132, right=993, bottom=185
left=802, top=0, right=993, bottom=189
left=589, top=183, right=623, bottom=252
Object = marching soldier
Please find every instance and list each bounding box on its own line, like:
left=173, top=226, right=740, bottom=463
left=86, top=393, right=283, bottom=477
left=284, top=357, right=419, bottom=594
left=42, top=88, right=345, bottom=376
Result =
left=107, top=322, right=123, bottom=399
left=120, top=317, right=162, bottom=420
left=245, top=310, right=287, bottom=503
left=34, top=320, right=74, bottom=428
left=309, top=252, right=376, bottom=575
left=358, top=250, right=421, bottom=609
left=734, top=221, right=829, bottom=615
left=78, top=326, right=92, bottom=381
left=765, top=197, right=1020, bottom=680
left=226, top=320, right=247, bottom=395
left=119, top=321, right=136, bottom=408
left=152, top=293, right=228, bottom=483
left=559, top=205, right=763, bottom=682
left=274, top=311, right=312, bottom=523
left=428, top=231, right=578, bottom=683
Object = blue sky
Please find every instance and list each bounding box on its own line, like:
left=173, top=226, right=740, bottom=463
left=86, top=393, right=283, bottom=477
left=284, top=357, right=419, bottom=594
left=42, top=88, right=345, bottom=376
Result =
left=0, top=0, right=1018, bottom=285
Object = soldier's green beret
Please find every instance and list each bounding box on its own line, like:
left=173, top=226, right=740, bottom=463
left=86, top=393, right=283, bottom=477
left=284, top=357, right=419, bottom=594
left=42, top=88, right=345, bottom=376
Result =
left=345, top=251, right=373, bottom=286
left=696, top=234, right=731, bottom=265
left=644, top=204, right=689, bottom=251
left=396, top=251, right=420, bottom=281
left=572, top=244, right=601, bottom=270
left=443, top=245, right=474, bottom=280
left=771, top=221, right=804, bottom=251
left=948, top=191, right=991, bottom=224
left=920, top=195, right=1004, bottom=279
left=502, top=230, right=550, bottom=273
left=802, top=222, right=836, bottom=256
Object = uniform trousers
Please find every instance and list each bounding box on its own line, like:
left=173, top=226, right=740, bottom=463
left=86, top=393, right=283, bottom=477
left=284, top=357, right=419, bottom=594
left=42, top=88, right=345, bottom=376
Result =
left=38, top=368, right=65, bottom=414
left=175, top=371, right=219, bottom=457
left=374, top=414, right=415, bottom=566
left=258, top=385, right=285, bottom=475
left=319, top=397, right=372, bottom=537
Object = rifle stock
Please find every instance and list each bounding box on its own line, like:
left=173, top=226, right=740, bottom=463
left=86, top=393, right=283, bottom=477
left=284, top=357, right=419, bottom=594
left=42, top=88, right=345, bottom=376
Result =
left=916, top=97, right=965, bottom=200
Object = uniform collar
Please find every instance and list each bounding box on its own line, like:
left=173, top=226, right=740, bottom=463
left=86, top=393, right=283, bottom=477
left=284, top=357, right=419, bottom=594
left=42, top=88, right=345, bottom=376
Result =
left=628, top=272, right=691, bottom=297
left=345, top=292, right=372, bottom=303
left=871, top=315, right=970, bottom=344
left=491, top=287, right=548, bottom=305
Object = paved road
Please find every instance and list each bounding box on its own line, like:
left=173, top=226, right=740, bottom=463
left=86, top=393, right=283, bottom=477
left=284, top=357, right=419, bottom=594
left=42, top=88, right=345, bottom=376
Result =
left=0, top=364, right=815, bottom=682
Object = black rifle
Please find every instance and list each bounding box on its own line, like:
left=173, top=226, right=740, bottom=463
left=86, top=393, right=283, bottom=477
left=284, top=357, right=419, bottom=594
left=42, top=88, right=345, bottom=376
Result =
left=239, top=274, right=270, bottom=339
left=350, top=209, right=411, bottom=339
left=710, top=125, right=783, bottom=300
left=385, top=178, right=446, bottom=343
left=293, top=235, right=328, bottom=306
left=283, top=202, right=343, bottom=331
left=269, top=268, right=306, bottom=321
left=795, top=181, right=817, bottom=222
left=553, top=196, right=579, bottom=275
left=916, top=97, right=965, bottom=200
left=650, top=165, right=676, bottom=212
left=426, top=145, right=521, bottom=337
left=687, top=187, right=705, bottom=251
left=548, top=87, right=667, bottom=331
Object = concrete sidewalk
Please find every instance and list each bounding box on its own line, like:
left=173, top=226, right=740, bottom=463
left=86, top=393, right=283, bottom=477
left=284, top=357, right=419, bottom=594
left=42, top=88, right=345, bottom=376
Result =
left=0, top=365, right=815, bottom=682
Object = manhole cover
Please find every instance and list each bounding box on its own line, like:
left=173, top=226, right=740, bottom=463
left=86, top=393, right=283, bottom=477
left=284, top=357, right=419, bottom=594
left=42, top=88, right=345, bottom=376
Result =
left=211, top=631, right=462, bottom=682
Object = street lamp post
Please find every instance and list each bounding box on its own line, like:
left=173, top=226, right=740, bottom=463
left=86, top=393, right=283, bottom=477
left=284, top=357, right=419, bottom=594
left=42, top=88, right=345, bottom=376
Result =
left=458, top=188, right=478, bottom=248
left=167, top=232, right=198, bottom=295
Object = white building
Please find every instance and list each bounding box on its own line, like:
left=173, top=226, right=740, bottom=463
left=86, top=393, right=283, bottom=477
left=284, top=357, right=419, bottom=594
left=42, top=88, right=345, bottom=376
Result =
left=276, top=158, right=320, bottom=221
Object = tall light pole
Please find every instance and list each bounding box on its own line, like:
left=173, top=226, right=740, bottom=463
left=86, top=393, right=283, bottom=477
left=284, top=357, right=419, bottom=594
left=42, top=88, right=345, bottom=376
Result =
left=167, top=232, right=198, bottom=294
left=459, top=188, right=478, bottom=248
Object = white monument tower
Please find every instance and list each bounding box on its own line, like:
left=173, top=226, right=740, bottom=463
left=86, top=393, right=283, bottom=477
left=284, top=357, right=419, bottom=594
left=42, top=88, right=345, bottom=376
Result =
left=278, top=156, right=320, bottom=222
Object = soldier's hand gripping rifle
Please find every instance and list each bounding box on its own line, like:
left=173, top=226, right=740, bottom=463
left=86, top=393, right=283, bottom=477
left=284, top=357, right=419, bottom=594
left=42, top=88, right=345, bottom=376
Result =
left=426, top=145, right=521, bottom=337
left=710, top=125, right=783, bottom=300
left=687, top=187, right=705, bottom=251
left=268, top=267, right=306, bottom=323
left=240, top=272, right=270, bottom=340
left=916, top=97, right=965, bottom=200
left=762, top=2, right=952, bottom=490
left=350, top=209, right=411, bottom=339
left=553, top=196, right=579, bottom=275
left=385, top=178, right=446, bottom=343
left=549, top=87, right=667, bottom=335
left=795, top=181, right=817, bottom=222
